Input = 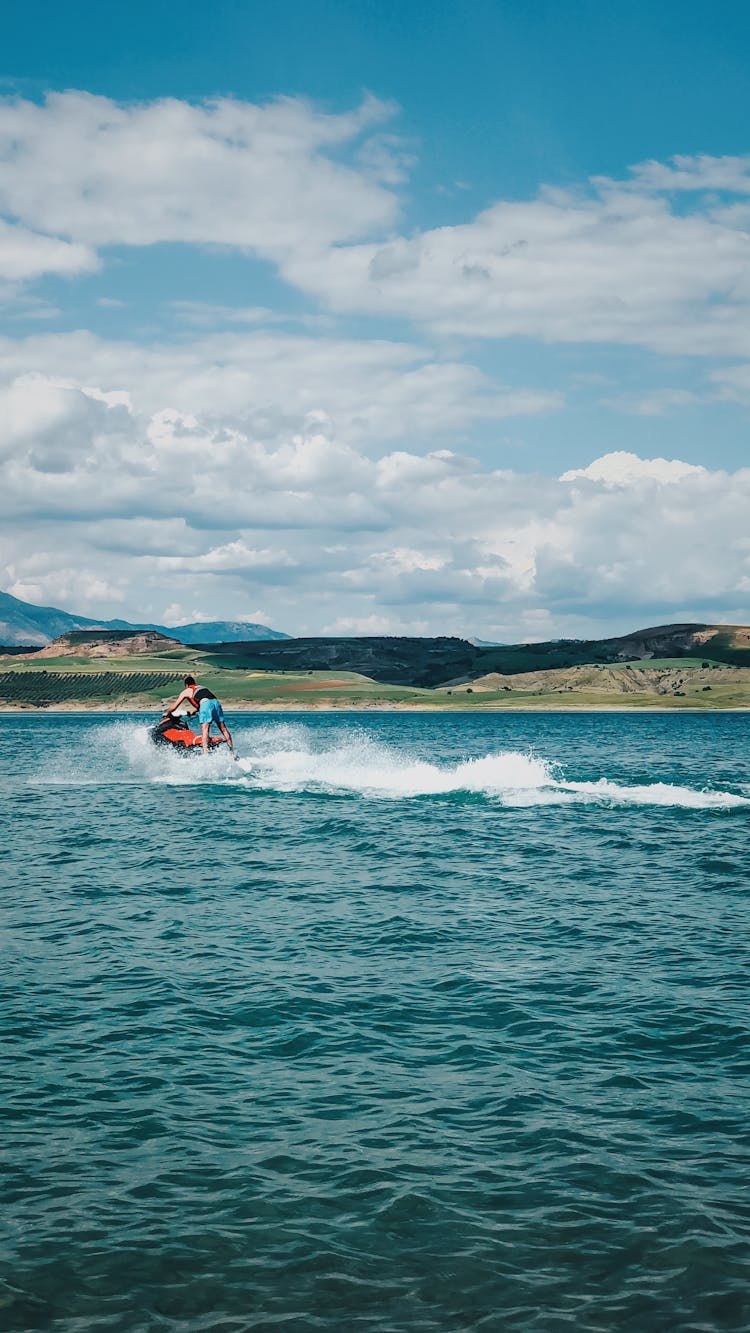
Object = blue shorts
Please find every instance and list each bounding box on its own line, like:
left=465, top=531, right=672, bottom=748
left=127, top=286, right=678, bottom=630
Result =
left=198, top=697, right=225, bottom=726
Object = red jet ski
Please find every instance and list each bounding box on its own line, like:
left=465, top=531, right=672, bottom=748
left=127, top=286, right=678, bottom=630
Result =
left=149, top=711, right=226, bottom=756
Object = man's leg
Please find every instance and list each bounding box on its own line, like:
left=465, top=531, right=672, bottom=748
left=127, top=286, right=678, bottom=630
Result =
left=201, top=721, right=210, bottom=755
left=218, top=720, right=234, bottom=752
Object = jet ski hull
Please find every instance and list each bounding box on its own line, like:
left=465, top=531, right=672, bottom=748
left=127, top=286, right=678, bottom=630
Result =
left=149, top=714, right=225, bottom=756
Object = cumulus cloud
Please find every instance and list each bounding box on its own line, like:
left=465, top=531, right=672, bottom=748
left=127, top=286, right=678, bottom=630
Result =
left=4, top=91, right=750, bottom=367
left=0, top=91, right=398, bottom=267
left=5, top=561, right=126, bottom=609
left=560, top=451, right=706, bottom=486
left=0, top=363, right=747, bottom=636
left=0, top=93, right=747, bottom=637
left=157, top=540, right=297, bottom=574
left=0, top=218, right=97, bottom=283
left=0, top=329, right=558, bottom=446
left=282, top=180, right=750, bottom=355
left=532, top=465, right=749, bottom=620
left=619, top=153, right=750, bottom=194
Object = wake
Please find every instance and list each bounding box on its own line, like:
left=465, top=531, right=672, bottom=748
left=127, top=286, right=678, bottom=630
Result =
left=93, top=721, right=749, bottom=810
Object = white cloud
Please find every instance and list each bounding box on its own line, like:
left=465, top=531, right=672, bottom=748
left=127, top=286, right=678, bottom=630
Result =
left=0, top=218, right=97, bottom=283
left=160, top=603, right=272, bottom=627
left=4, top=93, right=750, bottom=366
left=0, top=90, right=398, bottom=260
left=0, top=356, right=747, bottom=637
left=531, top=464, right=749, bottom=620
left=319, top=612, right=430, bottom=636
left=560, top=451, right=706, bottom=486
left=6, top=566, right=126, bottom=609
left=1, top=94, right=748, bottom=639
left=280, top=166, right=750, bottom=357
left=0, top=329, right=558, bottom=448
left=619, top=153, right=750, bottom=195
left=157, top=540, right=297, bottom=574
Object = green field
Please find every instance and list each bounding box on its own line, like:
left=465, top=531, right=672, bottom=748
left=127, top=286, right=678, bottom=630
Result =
left=1, top=662, right=748, bottom=710
left=1, top=634, right=749, bottom=710
left=0, top=670, right=183, bottom=706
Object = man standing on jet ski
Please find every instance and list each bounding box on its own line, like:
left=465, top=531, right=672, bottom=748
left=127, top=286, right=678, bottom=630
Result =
left=164, top=675, right=234, bottom=756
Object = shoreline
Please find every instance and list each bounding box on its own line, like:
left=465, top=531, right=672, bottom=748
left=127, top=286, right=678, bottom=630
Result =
left=1, top=703, right=749, bottom=715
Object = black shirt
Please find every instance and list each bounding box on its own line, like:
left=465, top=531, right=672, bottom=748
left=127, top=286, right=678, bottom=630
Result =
left=193, top=686, right=216, bottom=705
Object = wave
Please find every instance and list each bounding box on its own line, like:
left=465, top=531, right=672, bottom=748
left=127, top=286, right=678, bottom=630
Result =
left=89, top=721, right=749, bottom=810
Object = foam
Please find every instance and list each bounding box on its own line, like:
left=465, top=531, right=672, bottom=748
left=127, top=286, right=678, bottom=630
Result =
left=232, top=740, right=747, bottom=808
left=34, top=722, right=750, bottom=810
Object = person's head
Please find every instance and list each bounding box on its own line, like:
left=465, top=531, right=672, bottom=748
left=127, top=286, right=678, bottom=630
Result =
left=184, top=675, right=196, bottom=686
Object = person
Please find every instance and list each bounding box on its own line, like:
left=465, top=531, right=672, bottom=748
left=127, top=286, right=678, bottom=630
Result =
left=164, top=675, right=234, bottom=755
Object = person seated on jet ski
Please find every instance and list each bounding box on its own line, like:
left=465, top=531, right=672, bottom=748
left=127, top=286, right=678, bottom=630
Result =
left=164, top=676, right=234, bottom=756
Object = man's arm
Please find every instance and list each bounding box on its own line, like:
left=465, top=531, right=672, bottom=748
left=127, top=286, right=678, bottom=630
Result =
left=164, top=687, right=194, bottom=715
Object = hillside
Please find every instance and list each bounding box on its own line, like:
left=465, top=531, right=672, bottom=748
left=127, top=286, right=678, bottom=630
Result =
left=0, top=589, right=288, bottom=647
left=2, top=622, right=749, bottom=710
left=198, top=636, right=479, bottom=688
left=459, top=663, right=748, bottom=697
left=3, top=594, right=748, bottom=674
left=1, top=623, right=749, bottom=710
left=465, top=623, right=750, bottom=677
left=29, top=630, right=183, bottom=659
left=8, top=622, right=750, bottom=685
left=191, top=623, right=750, bottom=685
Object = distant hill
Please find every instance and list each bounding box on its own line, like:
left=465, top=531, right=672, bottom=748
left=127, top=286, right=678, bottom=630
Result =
left=2, top=623, right=749, bottom=710
left=198, top=623, right=750, bottom=686
left=0, top=589, right=289, bottom=647
left=198, top=636, right=478, bottom=688
left=3, top=590, right=749, bottom=686
left=0, top=589, right=121, bottom=646
left=466, top=623, right=750, bottom=677
left=31, top=630, right=184, bottom=659
left=169, top=620, right=288, bottom=644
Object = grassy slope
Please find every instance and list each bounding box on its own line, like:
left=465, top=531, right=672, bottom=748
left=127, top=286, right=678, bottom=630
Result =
left=1, top=631, right=749, bottom=709
left=189, top=624, right=750, bottom=683
left=1, top=662, right=748, bottom=711
left=471, top=632, right=750, bottom=676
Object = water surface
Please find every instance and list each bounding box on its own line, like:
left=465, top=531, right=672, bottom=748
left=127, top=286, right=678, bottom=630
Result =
left=3, top=712, right=750, bottom=1331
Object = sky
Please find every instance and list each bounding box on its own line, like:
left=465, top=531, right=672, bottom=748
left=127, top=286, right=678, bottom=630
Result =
left=1, top=0, right=749, bottom=640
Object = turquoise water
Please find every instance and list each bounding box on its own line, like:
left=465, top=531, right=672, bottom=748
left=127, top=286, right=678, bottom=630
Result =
left=3, top=711, right=750, bottom=1332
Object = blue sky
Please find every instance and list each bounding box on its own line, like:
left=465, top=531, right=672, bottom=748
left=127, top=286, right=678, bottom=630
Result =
left=1, top=0, right=749, bottom=638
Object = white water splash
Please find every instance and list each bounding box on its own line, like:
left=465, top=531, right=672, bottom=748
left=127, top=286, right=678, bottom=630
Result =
left=231, top=737, right=748, bottom=808
left=35, top=721, right=750, bottom=810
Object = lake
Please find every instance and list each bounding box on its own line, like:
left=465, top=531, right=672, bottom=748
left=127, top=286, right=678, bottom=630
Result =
left=3, top=711, right=749, bottom=1331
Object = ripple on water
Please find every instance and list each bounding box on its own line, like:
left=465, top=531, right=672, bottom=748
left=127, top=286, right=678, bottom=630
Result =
left=2, top=712, right=750, bottom=1331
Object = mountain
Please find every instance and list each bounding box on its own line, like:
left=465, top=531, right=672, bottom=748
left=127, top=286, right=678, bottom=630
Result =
left=166, top=620, right=288, bottom=644
left=0, top=589, right=114, bottom=645
left=0, top=589, right=288, bottom=647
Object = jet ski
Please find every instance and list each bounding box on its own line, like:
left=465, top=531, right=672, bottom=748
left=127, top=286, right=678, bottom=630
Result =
left=149, top=711, right=226, bottom=756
